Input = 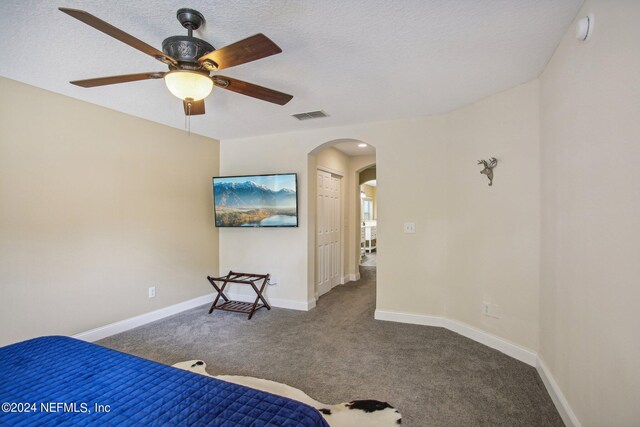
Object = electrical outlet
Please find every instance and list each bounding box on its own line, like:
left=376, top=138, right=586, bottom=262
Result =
left=148, top=286, right=156, bottom=298
left=403, top=222, right=416, bottom=233
left=482, top=302, right=500, bottom=318
left=482, top=302, right=491, bottom=316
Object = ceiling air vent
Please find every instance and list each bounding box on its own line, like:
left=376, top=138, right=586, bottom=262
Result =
left=291, top=110, right=328, bottom=121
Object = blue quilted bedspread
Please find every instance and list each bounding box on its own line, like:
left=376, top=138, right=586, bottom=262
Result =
left=0, top=336, right=328, bottom=426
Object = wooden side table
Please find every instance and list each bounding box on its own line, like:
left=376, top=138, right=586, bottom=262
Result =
left=206, top=271, right=271, bottom=320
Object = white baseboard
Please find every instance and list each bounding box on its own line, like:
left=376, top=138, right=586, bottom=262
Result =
left=226, top=292, right=312, bottom=311
left=73, top=292, right=316, bottom=342
left=73, top=290, right=313, bottom=343
left=537, top=357, right=581, bottom=427
left=340, top=274, right=360, bottom=284
left=446, top=318, right=537, bottom=367
left=374, top=309, right=447, bottom=328
left=307, top=298, right=317, bottom=310
left=73, top=293, right=214, bottom=342
left=374, top=310, right=580, bottom=424
left=347, top=273, right=360, bottom=282
left=374, top=309, right=536, bottom=366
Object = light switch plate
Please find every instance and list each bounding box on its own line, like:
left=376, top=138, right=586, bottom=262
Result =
left=403, top=222, right=416, bottom=233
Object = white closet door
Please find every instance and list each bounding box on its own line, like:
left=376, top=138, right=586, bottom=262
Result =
left=317, top=170, right=341, bottom=296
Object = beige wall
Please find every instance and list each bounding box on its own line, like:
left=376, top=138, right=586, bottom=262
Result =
left=0, top=77, right=220, bottom=346
left=445, top=81, right=540, bottom=351
left=539, top=1, right=640, bottom=425
left=219, top=135, right=312, bottom=306
left=219, top=83, right=540, bottom=344
left=315, top=147, right=351, bottom=175
left=220, top=116, right=449, bottom=315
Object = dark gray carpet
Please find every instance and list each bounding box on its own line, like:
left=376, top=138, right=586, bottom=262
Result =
left=98, top=267, right=563, bottom=426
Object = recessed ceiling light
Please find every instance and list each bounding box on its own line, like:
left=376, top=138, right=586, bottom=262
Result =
left=358, top=143, right=368, bottom=148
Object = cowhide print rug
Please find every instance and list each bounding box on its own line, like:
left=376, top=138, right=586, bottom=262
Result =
left=172, top=360, right=402, bottom=426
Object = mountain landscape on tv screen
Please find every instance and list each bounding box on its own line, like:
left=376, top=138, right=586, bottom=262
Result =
left=213, top=180, right=297, bottom=227
left=214, top=181, right=296, bottom=208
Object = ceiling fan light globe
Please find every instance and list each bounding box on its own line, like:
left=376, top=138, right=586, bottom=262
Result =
left=164, top=70, right=213, bottom=101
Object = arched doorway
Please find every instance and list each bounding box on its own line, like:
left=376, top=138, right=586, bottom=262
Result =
left=307, top=139, right=377, bottom=301
left=359, top=165, right=377, bottom=267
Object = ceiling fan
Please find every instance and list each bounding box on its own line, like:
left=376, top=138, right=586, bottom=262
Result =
left=59, top=7, right=293, bottom=117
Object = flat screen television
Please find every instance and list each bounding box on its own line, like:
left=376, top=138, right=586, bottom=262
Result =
left=212, top=173, right=298, bottom=227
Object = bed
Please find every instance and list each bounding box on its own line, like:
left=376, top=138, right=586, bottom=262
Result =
left=0, top=336, right=329, bottom=426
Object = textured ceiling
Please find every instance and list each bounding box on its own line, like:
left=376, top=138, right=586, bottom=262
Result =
left=0, top=0, right=582, bottom=140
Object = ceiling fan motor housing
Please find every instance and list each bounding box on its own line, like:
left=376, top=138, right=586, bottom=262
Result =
left=162, top=36, right=215, bottom=69
left=162, top=9, right=215, bottom=70
left=176, top=8, right=205, bottom=31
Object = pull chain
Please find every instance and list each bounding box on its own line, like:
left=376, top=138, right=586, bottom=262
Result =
left=185, top=101, right=192, bottom=136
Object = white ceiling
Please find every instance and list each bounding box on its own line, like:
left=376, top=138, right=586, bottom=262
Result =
left=331, top=139, right=376, bottom=157
left=0, top=1, right=582, bottom=141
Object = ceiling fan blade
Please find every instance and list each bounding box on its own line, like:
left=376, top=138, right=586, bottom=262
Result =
left=59, top=8, right=177, bottom=66
left=213, top=76, right=293, bottom=106
left=183, top=99, right=206, bottom=116
left=70, top=72, right=166, bottom=88
left=198, top=34, right=281, bottom=70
